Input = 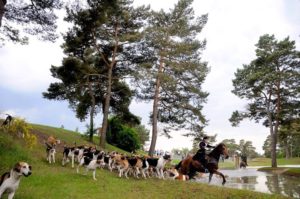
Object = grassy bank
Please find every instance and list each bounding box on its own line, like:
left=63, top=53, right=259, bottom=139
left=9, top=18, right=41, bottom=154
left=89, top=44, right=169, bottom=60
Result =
left=0, top=125, right=290, bottom=199
left=217, top=157, right=300, bottom=169
left=249, top=158, right=300, bottom=167
left=258, top=167, right=300, bottom=177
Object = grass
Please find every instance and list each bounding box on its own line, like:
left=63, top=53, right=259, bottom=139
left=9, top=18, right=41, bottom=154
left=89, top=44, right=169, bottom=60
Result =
left=0, top=124, right=291, bottom=199
left=248, top=157, right=300, bottom=167
left=32, top=124, right=131, bottom=154
left=258, top=167, right=300, bottom=177
left=216, top=157, right=300, bottom=169
left=284, top=168, right=300, bottom=176
left=219, top=160, right=235, bottom=169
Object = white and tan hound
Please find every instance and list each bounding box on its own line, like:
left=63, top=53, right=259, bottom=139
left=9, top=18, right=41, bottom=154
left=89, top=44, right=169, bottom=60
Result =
left=0, top=162, right=32, bottom=199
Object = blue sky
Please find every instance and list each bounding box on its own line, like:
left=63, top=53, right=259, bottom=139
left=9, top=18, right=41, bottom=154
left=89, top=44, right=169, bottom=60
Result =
left=1, top=0, right=300, bottom=153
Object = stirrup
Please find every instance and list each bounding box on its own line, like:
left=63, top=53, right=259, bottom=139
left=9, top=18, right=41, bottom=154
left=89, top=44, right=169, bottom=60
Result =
left=204, top=168, right=209, bottom=173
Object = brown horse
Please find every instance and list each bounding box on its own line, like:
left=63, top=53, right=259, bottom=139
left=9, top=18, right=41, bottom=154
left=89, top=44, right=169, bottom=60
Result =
left=240, top=161, right=248, bottom=169
left=177, top=143, right=229, bottom=185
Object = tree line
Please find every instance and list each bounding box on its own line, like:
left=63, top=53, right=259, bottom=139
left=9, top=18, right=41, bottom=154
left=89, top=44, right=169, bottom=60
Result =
left=1, top=0, right=300, bottom=166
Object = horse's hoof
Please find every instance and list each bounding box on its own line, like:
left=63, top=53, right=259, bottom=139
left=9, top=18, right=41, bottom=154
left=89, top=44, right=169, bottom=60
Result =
left=222, top=181, right=226, bottom=186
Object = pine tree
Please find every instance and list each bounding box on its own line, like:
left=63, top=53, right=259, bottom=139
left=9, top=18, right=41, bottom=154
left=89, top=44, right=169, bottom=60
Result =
left=135, top=0, right=209, bottom=156
left=0, top=0, right=62, bottom=45
left=45, top=0, right=150, bottom=148
left=230, top=34, right=300, bottom=167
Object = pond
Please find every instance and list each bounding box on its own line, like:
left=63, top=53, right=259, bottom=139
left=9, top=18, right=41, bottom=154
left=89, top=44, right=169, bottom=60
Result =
left=195, top=167, right=300, bottom=198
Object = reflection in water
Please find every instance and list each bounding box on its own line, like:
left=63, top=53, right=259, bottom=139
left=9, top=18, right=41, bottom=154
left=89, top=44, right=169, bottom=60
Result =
left=265, top=174, right=300, bottom=198
left=195, top=169, right=300, bottom=198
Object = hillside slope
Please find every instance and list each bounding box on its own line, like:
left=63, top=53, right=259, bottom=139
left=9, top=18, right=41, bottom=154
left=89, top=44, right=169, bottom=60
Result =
left=0, top=124, right=288, bottom=199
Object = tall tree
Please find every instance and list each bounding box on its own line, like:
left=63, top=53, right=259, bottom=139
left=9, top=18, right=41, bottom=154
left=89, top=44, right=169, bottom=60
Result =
left=278, top=118, right=300, bottom=158
left=43, top=56, right=137, bottom=142
left=135, top=0, right=209, bottom=156
left=230, top=34, right=300, bottom=167
left=262, top=135, right=272, bottom=158
left=238, top=139, right=257, bottom=158
left=61, top=0, right=149, bottom=148
left=221, top=139, right=239, bottom=156
left=185, top=126, right=216, bottom=153
left=0, top=0, right=62, bottom=45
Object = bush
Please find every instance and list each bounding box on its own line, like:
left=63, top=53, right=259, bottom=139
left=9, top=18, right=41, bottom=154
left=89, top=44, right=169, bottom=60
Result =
left=107, top=117, right=140, bottom=152
left=5, top=118, right=37, bottom=148
left=116, top=126, right=140, bottom=152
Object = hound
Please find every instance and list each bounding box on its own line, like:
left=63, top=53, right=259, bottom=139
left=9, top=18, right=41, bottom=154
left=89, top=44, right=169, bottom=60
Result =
left=127, top=157, right=149, bottom=179
left=62, top=146, right=76, bottom=168
left=113, top=154, right=130, bottom=178
left=0, top=162, right=32, bottom=199
left=147, top=153, right=171, bottom=179
left=1, top=114, right=13, bottom=127
left=45, top=143, right=56, bottom=164
left=46, top=136, right=60, bottom=147
left=164, top=168, right=189, bottom=181
left=76, top=156, right=103, bottom=180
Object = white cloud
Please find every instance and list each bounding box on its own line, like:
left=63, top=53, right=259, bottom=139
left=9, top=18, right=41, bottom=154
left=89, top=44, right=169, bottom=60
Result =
left=1, top=0, right=300, bottom=154
left=0, top=40, right=63, bottom=93
left=135, top=0, right=300, bottom=153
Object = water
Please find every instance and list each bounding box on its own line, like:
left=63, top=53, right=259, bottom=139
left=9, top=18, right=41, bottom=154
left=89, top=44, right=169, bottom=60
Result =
left=196, top=168, right=300, bottom=198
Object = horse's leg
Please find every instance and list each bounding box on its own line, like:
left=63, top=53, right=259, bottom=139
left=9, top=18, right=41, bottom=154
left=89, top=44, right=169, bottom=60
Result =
left=213, top=170, right=226, bottom=185
left=208, top=172, right=213, bottom=183
left=188, top=171, right=195, bottom=180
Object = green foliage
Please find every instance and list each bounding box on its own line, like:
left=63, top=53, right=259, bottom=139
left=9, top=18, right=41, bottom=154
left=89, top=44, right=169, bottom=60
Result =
left=0, top=0, right=63, bottom=45
left=0, top=131, right=31, bottom=171
left=44, top=0, right=150, bottom=148
left=263, top=135, right=272, bottom=158
left=107, top=117, right=140, bottom=152
left=221, top=139, right=239, bottom=156
left=115, top=126, right=140, bottom=153
left=133, top=0, right=209, bottom=155
left=231, top=34, right=300, bottom=126
left=231, top=34, right=300, bottom=167
left=238, top=139, right=258, bottom=158
left=4, top=118, right=37, bottom=148
left=133, top=125, right=150, bottom=149
left=221, top=139, right=258, bottom=158
left=0, top=123, right=292, bottom=199
left=136, top=0, right=209, bottom=131
left=264, top=119, right=300, bottom=159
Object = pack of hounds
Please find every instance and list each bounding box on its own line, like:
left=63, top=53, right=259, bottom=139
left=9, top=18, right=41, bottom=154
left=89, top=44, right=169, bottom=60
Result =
left=0, top=134, right=187, bottom=199
left=45, top=136, right=187, bottom=182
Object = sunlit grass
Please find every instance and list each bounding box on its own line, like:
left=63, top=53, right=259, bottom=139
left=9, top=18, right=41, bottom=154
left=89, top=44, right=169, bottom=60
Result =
left=248, top=158, right=300, bottom=166
left=0, top=126, right=290, bottom=199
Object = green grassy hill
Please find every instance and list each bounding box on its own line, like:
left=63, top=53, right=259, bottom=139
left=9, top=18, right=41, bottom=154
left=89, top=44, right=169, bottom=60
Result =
left=0, top=124, right=289, bottom=199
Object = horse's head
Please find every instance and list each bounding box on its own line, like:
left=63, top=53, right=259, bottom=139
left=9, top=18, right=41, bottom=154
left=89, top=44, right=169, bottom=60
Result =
left=214, top=143, right=229, bottom=159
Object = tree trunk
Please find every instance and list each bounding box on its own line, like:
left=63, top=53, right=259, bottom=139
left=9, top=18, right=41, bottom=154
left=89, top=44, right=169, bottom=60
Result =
left=89, top=110, right=94, bottom=142
left=284, top=139, right=290, bottom=159
left=88, top=81, right=95, bottom=142
left=271, top=129, right=278, bottom=167
left=148, top=55, right=164, bottom=156
left=268, top=113, right=277, bottom=168
left=0, top=0, right=6, bottom=27
left=271, top=77, right=281, bottom=167
left=99, top=22, right=119, bottom=149
left=100, top=65, right=113, bottom=149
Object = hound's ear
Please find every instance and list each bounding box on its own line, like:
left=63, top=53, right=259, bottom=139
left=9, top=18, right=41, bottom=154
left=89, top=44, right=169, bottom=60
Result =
left=14, top=162, right=21, bottom=173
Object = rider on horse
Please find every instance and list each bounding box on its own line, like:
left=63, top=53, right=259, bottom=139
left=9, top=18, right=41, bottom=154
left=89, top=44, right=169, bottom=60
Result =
left=193, top=136, right=215, bottom=172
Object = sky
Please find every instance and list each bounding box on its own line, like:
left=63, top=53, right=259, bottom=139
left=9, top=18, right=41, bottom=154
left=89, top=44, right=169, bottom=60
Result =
left=1, top=0, right=300, bottom=154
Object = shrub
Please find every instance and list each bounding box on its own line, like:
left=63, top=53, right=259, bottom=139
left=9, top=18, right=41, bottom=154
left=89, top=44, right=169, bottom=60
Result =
left=107, top=117, right=140, bottom=152
left=5, top=118, right=37, bottom=148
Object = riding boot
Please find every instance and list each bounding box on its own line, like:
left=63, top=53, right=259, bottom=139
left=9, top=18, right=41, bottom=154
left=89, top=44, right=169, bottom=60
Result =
left=203, top=159, right=209, bottom=173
